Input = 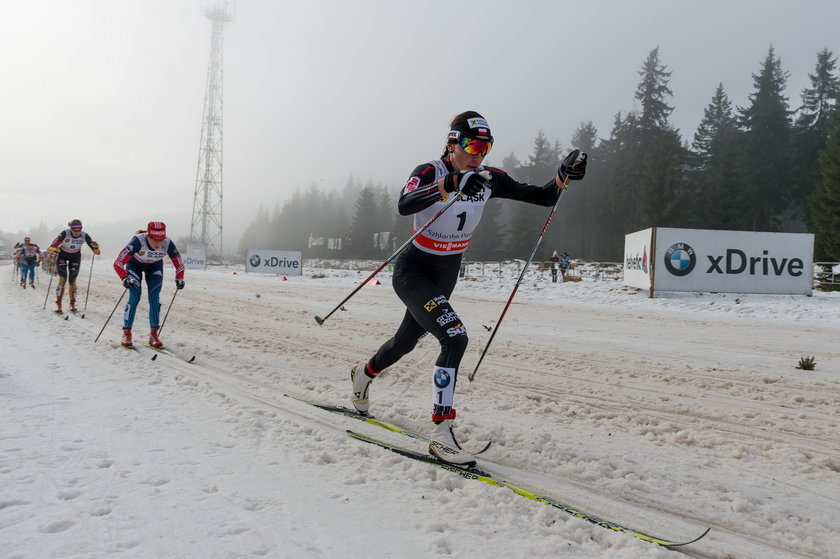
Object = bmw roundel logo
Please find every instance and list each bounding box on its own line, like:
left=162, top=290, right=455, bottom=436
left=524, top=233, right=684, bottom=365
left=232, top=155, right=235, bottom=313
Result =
left=434, top=368, right=451, bottom=388
left=663, top=243, right=696, bottom=276
left=249, top=254, right=261, bottom=267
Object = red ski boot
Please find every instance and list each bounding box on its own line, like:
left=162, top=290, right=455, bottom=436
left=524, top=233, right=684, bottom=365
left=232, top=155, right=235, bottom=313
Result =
left=69, top=299, right=77, bottom=312
left=55, top=298, right=62, bottom=313
left=121, top=328, right=133, bottom=348
left=149, top=327, right=163, bottom=348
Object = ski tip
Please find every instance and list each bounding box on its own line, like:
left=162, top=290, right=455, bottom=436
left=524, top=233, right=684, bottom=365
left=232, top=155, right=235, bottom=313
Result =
left=663, top=527, right=711, bottom=547
left=151, top=354, right=158, bottom=361
left=187, top=356, right=196, bottom=363
left=474, top=440, right=493, bottom=455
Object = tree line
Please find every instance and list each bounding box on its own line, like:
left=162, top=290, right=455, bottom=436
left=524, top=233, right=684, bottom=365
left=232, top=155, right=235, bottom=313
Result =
left=239, top=46, right=840, bottom=263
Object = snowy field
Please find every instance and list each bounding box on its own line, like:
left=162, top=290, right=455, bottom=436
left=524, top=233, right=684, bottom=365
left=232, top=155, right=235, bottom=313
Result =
left=1, top=259, right=839, bottom=559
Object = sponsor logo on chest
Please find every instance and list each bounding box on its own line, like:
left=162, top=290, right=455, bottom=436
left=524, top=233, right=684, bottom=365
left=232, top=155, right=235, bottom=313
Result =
left=138, top=250, right=168, bottom=259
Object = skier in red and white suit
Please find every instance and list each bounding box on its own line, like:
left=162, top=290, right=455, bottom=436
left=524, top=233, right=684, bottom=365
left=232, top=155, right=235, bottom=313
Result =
left=113, top=221, right=185, bottom=348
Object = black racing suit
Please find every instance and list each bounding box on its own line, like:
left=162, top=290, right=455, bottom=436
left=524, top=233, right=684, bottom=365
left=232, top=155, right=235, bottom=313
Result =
left=367, top=158, right=561, bottom=419
left=49, top=228, right=98, bottom=303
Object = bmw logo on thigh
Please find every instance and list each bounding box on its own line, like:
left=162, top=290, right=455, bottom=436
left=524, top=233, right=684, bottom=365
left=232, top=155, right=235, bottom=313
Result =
left=434, top=368, right=451, bottom=388
left=663, top=242, right=696, bottom=276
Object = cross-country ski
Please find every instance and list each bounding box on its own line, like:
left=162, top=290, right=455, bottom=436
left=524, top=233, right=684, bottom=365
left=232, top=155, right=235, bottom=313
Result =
left=347, top=430, right=710, bottom=548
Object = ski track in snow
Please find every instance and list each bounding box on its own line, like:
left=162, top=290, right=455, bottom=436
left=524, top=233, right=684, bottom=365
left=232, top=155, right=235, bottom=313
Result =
left=1, top=260, right=839, bottom=558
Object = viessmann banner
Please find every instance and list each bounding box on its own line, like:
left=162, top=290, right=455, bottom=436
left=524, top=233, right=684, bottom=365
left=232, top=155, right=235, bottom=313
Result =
left=245, top=250, right=303, bottom=276
left=624, top=227, right=814, bottom=295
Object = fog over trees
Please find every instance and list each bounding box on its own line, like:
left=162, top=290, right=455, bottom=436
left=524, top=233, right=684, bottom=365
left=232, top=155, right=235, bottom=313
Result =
left=239, top=46, right=840, bottom=263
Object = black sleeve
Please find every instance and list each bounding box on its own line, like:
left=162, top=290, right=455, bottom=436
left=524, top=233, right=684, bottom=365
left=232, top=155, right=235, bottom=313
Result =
left=397, top=163, right=443, bottom=216
left=484, top=167, right=560, bottom=207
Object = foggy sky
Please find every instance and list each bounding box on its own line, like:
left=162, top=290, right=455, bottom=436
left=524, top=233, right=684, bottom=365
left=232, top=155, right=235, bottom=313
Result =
left=2, top=0, right=838, bottom=251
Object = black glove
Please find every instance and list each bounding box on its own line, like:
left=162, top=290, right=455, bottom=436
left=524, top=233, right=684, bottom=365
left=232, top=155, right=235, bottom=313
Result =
left=442, top=170, right=491, bottom=197
left=558, top=150, right=587, bottom=183
left=122, top=276, right=138, bottom=289
left=175, top=279, right=185, bottom=290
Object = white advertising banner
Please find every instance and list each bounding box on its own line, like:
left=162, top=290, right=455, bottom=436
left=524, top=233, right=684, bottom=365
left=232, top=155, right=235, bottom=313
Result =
left=625, top=227, right=814, bottom=295
left=246, top=249, right=303, bottom=276
left=623, top=228, right=653, bottom=291
left=182, top=248, right=207, bottom=270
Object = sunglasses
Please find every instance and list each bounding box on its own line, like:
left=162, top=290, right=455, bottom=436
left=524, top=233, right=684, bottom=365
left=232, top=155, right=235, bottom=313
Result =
left=459, top=136, right=493, bottom=156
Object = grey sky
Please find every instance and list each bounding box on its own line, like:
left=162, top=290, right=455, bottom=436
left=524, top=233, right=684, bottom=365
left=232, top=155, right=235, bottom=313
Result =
left=2, top=0, right=838, bottom=249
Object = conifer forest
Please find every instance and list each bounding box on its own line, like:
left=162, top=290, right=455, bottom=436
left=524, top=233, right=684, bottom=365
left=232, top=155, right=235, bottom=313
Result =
left=239, top=47, right=840, bottom=263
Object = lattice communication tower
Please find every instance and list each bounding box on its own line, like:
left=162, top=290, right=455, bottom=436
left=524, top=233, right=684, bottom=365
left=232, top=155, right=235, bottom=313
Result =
left=190, top=2, right=234, bottom=261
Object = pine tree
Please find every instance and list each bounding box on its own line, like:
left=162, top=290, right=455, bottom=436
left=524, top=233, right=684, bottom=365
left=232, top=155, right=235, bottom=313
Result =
left=797, top=49, right=839, bottom=130
left=601, top=111, right=644, bottom=257
left=272, top=189, right=310, bottom=251
left=690, top=83, right=745, bottom=229
left=692, top=84, right=738, bottom=165
left=373, top=184, right=397, bottom=256
left=348, top=187, right=380, bottom=258
left=636, top=47, right=674, bottom=130
left=602, top=48, right=689, bottom=248
left=549, top=121, right=599, bottom=258
left=634, top=48, right=689, bottom=229
left=793, top=49, right=839, bottom=228
left=738, top=46, right=793, bottom=231
left=503, top=131, right=560, bottom=258
left=810, top=104, right=840, bottom=260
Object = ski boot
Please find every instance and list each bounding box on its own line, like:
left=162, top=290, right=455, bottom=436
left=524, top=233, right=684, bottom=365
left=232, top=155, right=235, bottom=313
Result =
left=21, top=281, right=26, bottom=289
left=350, top=362, right=375, bottom=414
left=121, top=328, right=133, bottom=348
left=429, top=410, right=476, bottom=468
left=55, top=298, right=62, bottom=313
left=149, top=327, right=163, bottom=348
left=69, top=299, right=77, bottom=312
left=29, top=281, right=35, bottom=288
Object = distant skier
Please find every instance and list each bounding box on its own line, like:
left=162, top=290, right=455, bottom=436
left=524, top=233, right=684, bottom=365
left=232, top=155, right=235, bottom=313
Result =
left=15, top=237, right=42, bottom=288
left=48, top=219, right=100, bottom=312
left=349, top=110, right=586, bottom=467
left=549, top=250, right=560, bottom=283
left=113, top=221, right=185, bottom=348
left=559, top=252, right=572, bottom=279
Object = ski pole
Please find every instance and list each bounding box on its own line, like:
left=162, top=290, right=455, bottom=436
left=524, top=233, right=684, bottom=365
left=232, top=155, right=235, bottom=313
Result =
left=315, top=191, right=464, bottom=326
left=94, top=289, right=127, bottom=343
left=42, top=272, right=54, bottom=310
left=469, top=157, right=583, bottom=382
left=81, top=255, right=95, bottom=318
left=158, top=289, right=179, bottom=335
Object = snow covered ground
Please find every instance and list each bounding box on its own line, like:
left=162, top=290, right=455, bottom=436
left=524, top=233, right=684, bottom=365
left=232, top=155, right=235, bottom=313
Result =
left=2, top=259, right=839, bottom=559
